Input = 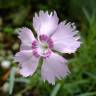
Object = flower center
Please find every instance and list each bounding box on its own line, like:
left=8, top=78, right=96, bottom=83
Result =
left=32, top=34, right=53, bottom=58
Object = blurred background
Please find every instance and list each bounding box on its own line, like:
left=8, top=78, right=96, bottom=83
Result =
left=0, top=0, right=96, bottom=96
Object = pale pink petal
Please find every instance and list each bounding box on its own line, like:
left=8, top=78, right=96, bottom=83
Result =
left=14, top=50, right=39, bottom=77
left=41, top=52, right=69, bottom=84
left=51, top=21, right=81, bottom=53
left=33, top=11, right=59, bottom=36
left=20, top=44, right=32, bottom=50
left=19, top=67, right=33, bottom=77
left=18, top=27, right=36, bottom=50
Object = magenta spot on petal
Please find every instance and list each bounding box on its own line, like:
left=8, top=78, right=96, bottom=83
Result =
left=33, top=49, right=40, bottom=58
left=47, top=39, right=53, bottom=48
left=40, top=34, right=48, bottom=41
left=32, top=40, right=38, bottom=49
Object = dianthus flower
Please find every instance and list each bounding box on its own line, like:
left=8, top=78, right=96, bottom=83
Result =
left=14, top=11, right=81, bottom=84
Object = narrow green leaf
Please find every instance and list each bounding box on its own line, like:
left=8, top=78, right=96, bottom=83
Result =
left=15, top=77, right=30, bottom=84
left=82, top=7, right=91, bottom=24
left=78, top=92, right=96, bottom=96
left=51, top=83, right=61, bottom=96
left=9, top=67, right=16, bottom=95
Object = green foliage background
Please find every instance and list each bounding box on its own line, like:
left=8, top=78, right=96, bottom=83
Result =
left=0, top=0, right=96, bottom=96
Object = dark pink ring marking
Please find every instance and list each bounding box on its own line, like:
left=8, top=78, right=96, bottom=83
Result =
left=32, top=34, right=53, bottom=58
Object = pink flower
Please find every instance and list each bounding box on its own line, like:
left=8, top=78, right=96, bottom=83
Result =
left=14, top=11, right=81, bottom=84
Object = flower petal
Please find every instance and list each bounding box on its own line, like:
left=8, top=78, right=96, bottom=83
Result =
left=41, top=52, right=69, bottom=84
left=33, top=11, right=59, bottom=36
left=20, top=44, right=32, bottom=50
left=14, top=50, right=39, bottom=77
left=52, top=21, right=81, bottom=53
left=18, top=27, right=36, bottom=50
